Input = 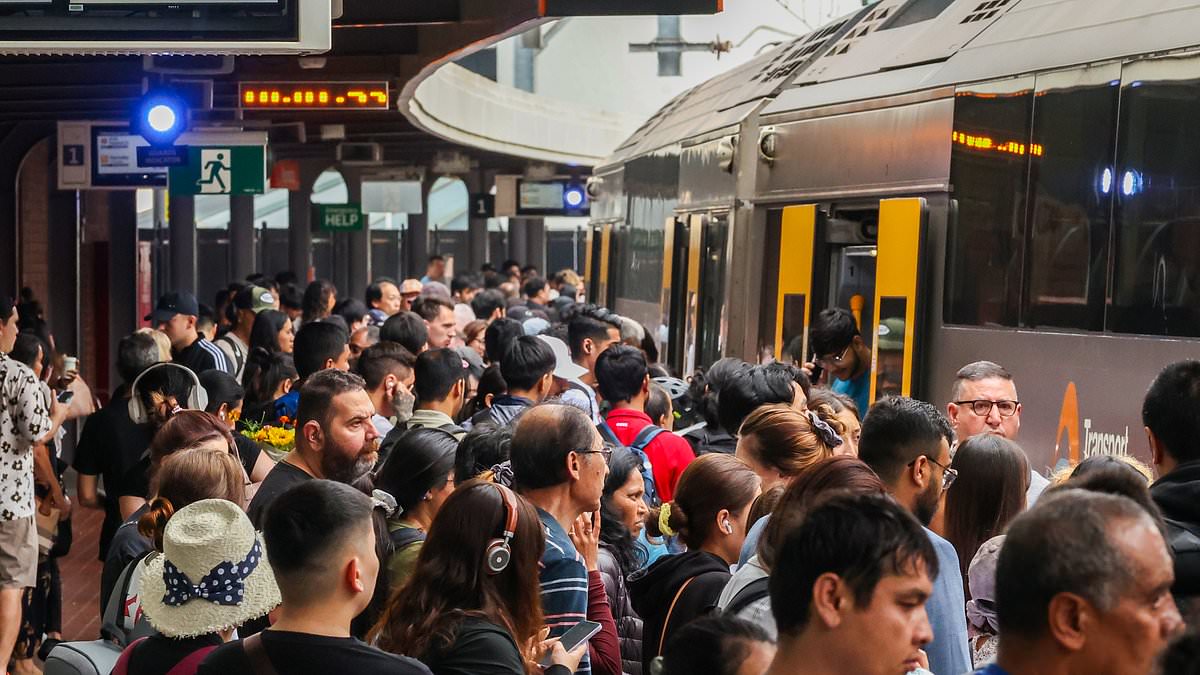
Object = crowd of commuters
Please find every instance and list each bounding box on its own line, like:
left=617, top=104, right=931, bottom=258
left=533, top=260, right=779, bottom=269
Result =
left=3, top=260, right=1200, bottom=675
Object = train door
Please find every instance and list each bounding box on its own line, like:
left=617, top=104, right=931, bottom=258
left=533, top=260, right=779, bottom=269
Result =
left=770, top=198, right=927, bottom=406
left=870, top=198, right=928, bottom=401
left=665, top=211, right=730, bottom=375
left=662, top=216, right=688, bottom=371
left=584, top=222, right=613, bottom=305
left=771, top=204, right=877, bottom=365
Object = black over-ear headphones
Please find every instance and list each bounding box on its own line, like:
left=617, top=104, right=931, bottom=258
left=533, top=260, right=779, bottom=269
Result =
left=486, top=483, right=519, bottom=575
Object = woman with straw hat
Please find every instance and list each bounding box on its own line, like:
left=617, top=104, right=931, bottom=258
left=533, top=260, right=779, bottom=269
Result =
left=111, top=499, right=281, bottom=675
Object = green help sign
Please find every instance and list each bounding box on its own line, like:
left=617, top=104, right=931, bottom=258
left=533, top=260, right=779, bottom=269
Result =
left=317, top=204, right=364, bottom=231
left=169, top=146, right=266, bottom=196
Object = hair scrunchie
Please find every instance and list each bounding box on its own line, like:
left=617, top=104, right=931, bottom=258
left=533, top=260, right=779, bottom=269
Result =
left=658, top=502, right=676, bottom=537
left=807, top=409, right=844, bottom=449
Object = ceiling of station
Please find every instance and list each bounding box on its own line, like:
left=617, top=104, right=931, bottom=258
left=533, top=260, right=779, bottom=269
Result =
left=0, top=0, right=566, bottom=174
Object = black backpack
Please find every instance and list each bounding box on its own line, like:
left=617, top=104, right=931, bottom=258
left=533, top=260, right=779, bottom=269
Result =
left=390, top=526, right=426, bottom=551
left=597, top=420, right=663, bottom=506
left=724, top=577, right=770, bottom=617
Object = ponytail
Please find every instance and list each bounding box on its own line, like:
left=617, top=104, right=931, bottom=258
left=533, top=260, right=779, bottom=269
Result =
left=138, top=496, right=176, bottom=552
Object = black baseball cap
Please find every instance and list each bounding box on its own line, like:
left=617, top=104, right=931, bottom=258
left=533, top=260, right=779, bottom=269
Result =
left=146, top=291, right=200, bottom=324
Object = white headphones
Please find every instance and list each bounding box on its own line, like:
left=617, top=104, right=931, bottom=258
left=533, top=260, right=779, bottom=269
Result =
left=128, top=362, right=209, bottom=424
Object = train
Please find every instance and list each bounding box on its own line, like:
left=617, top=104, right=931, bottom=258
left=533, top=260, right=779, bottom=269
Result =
left=585, top=0, right=1200, bottom=474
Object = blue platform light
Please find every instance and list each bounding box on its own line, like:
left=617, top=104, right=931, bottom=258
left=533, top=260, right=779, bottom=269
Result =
left=563, top=183, right=587, bottom=210
left=134, top=90, right=188, bottom=146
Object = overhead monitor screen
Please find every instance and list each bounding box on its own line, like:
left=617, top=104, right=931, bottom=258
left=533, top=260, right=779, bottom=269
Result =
left=0, top=0, right=328, bottom=51
left=91, top=127, right=168, bottom=188
left=519, top=182, right=566, bottom=211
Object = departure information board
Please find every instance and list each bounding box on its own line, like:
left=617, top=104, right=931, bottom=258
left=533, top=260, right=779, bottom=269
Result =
left=239, top=82, right=391, bottom=110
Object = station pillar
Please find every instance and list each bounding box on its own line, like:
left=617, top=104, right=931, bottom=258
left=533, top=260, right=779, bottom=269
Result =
left=229, top=195, right=256, bottom=282
left=404, top=181, right=430, bottom=280
left=344, top=169, right=371, bottom=297
left=168, top=194, right=196, bottom=294
left=288, top=188, right=313, bottom=282
left=525, top=217, right=546, bottom=273
left=107, top=191, right=138, bottom=388
left=466, top=169, right=491, bottom=272
left=509, top=218, right=528, bottom=269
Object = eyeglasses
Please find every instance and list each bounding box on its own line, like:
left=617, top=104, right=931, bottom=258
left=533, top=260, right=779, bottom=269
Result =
left=954, top=399, right=1019, bottom=418
left=577, top=447, right=613, bottom=462
left=908, top=454, right=957, bottom=491
left=816, top=344, right=852, bottom=367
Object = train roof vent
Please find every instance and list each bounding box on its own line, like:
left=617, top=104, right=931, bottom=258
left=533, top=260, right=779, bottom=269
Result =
left=755, top=20, right=847, bottom=83
left=823, top=0, right=903, bottom=57
left=961, top=0, right=1014, bottom=24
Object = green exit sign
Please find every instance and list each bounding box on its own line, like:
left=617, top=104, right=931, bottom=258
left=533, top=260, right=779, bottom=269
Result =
left=316, top=204, right=364, bottom=231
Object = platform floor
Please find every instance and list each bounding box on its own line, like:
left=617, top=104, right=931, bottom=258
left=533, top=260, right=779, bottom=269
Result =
left=58, top=504, right=103, bottom=641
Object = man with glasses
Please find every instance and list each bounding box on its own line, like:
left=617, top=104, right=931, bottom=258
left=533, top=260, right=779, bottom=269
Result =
left=947, top=361, right=1048, bottom=505
left=859, top=396, right=970, bottom=675
left=806, top=308, right=872, bottom=415
left=511, top=403, right=610, bottom=675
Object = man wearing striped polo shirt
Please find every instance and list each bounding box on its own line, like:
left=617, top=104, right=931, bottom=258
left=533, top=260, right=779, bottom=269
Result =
left=511, top=404, right=610, bottom=675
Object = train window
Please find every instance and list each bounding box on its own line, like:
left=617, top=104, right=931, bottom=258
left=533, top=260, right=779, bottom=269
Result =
left=615, top=196, right=670, bottom=305
left=1109, top=56, right=1200, bottom=337
left=697, top=213, right=730, bottom=368
left=1023, top=66, right=1119, bottom=331
left=946, top=77, right=1034, bottom=327
left=780, top=294, right=807, bottom=364
left=876, top=297, right=907, bottom=399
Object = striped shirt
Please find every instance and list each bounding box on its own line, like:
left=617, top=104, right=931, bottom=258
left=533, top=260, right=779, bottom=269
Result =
left=537, top=508, right=591, bottom=675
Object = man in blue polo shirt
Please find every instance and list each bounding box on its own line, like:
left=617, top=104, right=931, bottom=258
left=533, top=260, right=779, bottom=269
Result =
left=511, top=404, right=609, bottom=675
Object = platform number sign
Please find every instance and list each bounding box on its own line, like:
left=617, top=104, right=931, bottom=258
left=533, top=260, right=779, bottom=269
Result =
left=62, top=145, right=84, bottom=167
left=472, top=193, right=495, bottom=218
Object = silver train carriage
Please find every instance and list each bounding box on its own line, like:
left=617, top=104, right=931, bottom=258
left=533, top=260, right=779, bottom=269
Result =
left=586, top=0, right=1200, bottom=475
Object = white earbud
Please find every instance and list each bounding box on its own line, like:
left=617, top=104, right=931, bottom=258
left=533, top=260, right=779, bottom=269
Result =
left=722, top=520, right=733, bottom=534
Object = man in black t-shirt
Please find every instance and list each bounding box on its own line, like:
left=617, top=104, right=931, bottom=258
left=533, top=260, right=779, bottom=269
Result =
left=246, top=369, right=381, bottom=527
left=147, top=290, right=232, bottom=376
left=199, top=481, right=431, bottom=675
left=72, top=332, right=159, bottom=560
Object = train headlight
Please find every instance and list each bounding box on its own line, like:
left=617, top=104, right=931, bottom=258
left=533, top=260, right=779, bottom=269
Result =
left=717, top=137, right=735, bottom=173
left=759, top=129, right=779, bottom=164
left=586, top=176, right=604, bottom=200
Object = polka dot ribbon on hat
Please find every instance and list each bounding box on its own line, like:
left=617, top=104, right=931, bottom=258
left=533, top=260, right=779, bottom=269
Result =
left=162, top=539, right=262, bottom=607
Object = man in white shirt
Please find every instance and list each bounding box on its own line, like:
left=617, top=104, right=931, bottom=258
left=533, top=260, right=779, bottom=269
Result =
left=0, top=298, right=66, bottom=666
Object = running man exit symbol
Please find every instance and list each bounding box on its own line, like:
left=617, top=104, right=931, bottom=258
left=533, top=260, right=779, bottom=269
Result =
left=169, top=145, right=265, bottom=196
left=197, top=148, right=232, bottom=194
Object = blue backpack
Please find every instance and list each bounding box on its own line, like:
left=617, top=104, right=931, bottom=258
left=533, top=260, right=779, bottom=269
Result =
left=598, top=420, right=663, bottom=507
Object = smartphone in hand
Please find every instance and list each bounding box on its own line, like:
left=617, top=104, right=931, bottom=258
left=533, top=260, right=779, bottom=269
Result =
left=540, top=620, right=602, bottom=666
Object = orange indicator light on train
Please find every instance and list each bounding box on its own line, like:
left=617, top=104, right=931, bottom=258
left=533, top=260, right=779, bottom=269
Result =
left=953, top=131, right=1044, bottom=157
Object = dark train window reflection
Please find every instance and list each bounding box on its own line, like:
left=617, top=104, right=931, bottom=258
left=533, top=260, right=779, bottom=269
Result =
left=1023, top=70, right=1118, bottom=331
left=1109, top=64, right=1200, bottom=337
left=946, top=81, right=1034, bottom=327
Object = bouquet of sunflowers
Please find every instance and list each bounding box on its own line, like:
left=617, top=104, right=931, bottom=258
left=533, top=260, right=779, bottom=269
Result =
left=241, top=416, right=296, bottom=461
